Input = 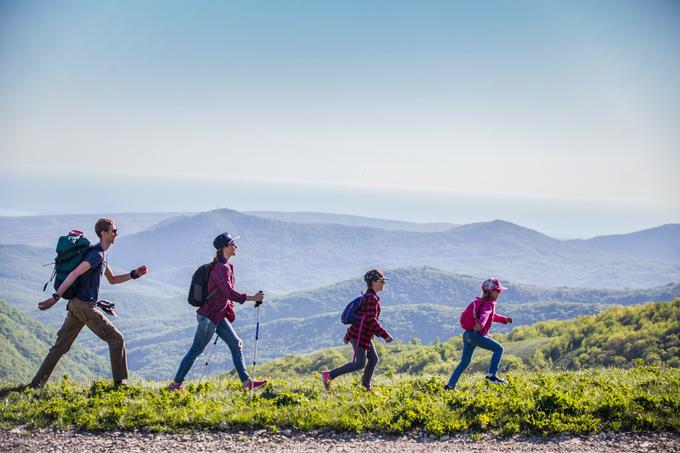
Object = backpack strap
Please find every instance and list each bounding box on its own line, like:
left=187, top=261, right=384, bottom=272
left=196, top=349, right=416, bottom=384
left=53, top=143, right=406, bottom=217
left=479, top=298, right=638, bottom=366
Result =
left=472, top=299, right=481, bottom=323
left=42, top=267, right=57, bottom=292
left=356, top=292, right=367, bottom=318
left=204, top=262, right=218, bottom=301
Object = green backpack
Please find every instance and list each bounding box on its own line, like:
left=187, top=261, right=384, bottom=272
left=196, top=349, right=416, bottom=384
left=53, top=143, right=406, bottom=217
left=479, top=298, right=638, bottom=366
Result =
left=43, top=230, right=92, bottom=300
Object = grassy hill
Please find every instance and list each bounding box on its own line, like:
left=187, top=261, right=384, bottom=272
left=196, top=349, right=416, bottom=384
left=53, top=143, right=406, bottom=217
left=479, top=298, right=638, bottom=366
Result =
left=0, top=300, right=108, bottom=382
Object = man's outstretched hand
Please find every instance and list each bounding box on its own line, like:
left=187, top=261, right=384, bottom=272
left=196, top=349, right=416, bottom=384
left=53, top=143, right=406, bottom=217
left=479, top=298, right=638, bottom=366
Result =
left=38, top=297, right=58, bottom=311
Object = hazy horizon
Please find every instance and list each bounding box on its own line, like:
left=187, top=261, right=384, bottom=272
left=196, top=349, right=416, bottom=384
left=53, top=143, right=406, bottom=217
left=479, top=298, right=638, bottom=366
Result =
left=1, top=172, right=678, bottom=239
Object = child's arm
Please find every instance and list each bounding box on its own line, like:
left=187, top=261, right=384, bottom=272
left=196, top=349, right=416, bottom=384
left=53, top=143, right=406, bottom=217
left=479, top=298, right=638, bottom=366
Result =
left=493, top=313, right=512, bottom=324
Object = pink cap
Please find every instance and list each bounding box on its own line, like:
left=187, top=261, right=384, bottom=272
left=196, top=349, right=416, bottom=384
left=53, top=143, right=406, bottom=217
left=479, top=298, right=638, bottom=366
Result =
left=482, top=277, right=508, bottom=293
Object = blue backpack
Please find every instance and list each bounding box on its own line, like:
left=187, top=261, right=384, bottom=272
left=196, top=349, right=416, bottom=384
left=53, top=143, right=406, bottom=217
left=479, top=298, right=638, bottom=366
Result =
left=341, top=295, right=365, bottom=324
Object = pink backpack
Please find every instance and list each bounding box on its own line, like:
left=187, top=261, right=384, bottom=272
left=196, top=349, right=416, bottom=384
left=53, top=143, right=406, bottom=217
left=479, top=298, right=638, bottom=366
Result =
left=459, top=298, right=482, bottom=331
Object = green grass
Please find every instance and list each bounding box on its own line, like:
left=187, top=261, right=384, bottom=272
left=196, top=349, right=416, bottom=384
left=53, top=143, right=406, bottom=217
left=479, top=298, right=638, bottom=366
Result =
left=1, top=366, right=678, bottom=436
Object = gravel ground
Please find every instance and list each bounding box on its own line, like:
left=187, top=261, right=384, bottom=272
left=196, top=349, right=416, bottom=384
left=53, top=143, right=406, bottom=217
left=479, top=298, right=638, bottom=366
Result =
left=2, top=428, right=679, bottom=453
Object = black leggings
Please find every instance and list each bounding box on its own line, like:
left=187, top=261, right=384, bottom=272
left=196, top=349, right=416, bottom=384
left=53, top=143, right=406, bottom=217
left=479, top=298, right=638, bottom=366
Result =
left=329, top=340, right=379, bottom=389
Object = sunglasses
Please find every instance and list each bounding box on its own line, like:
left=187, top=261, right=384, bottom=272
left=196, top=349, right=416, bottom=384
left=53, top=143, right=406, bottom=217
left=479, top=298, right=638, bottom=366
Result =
left=110, top=229, right=118, bottom=235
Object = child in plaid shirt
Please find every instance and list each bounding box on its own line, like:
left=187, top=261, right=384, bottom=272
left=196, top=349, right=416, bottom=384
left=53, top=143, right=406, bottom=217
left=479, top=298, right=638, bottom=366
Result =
left=321, top=269, right=394, bottom=392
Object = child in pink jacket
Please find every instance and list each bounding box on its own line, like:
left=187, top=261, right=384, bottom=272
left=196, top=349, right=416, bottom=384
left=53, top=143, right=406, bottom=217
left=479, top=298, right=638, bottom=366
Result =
left=446, top=277, right=513, bottom=390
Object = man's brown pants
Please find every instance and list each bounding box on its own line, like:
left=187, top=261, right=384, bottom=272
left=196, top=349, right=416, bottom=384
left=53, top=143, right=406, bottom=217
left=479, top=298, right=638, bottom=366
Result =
left=31, top=298, right=127, bottom=387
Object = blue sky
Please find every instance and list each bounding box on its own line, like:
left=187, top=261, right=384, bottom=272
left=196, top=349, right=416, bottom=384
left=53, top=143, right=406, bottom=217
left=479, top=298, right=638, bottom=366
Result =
left=1, top=1, right=679, bottom=237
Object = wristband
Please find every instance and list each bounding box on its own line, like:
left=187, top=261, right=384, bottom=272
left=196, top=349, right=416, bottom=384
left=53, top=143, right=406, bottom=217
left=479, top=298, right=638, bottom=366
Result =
left=130, top=269, right=139, bottom=279
left=52, top=293, right=61, bottom=301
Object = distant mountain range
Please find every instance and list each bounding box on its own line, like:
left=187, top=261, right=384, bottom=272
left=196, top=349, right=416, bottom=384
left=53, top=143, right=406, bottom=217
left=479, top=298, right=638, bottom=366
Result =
left=246, top=211, right=459, bottom=232
left=567, top=223, right=680, bottom=262
left=2, top=209, right=678, bottom=291
left=0, top=212, right=186, bottom=247
left=107, top=209, right=680, bottom=292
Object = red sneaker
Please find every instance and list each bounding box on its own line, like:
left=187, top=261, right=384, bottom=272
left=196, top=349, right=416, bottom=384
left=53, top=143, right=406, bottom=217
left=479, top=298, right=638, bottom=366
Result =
left=320, top=370, right=333, bottom=392
left=242, top=379, right=268, bottom=391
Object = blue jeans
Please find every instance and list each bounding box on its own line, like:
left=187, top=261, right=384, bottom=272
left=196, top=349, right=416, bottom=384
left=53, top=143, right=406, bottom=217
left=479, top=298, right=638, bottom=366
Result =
left=174, top=314, right=250, bottom=384
left=447, top=330, right=504, bottom=388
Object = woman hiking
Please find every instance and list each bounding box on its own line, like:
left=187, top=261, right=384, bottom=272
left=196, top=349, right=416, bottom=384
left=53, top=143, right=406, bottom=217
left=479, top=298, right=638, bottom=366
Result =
left=445, top=277, right=512, bottom=390
left=321, top=269, right=394, bottom=392
left=167, top=232, right=267, bottom=391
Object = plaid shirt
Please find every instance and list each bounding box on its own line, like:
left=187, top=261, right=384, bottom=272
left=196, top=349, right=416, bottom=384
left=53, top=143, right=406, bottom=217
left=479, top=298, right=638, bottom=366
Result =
left=343, top=289, right=390, bottom=350
left=196, top=257, right=247, bottom=324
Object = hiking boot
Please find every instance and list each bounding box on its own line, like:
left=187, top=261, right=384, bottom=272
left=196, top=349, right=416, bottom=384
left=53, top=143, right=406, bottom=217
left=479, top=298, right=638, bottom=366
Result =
left=242, top=379, right=268, bottom=391
left=166, top=382, right=183, bottom=391
left=485, top=375, right=507, bottom=384
left=320, top=371, right=333, bottom=392
left=113, top=380, right=127, bottom=389
left=444, top=385, right=455, bottom=391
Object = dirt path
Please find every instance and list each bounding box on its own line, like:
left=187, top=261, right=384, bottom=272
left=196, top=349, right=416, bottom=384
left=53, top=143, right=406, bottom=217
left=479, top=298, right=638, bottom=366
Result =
left=2, top=428, right=678, bottom=452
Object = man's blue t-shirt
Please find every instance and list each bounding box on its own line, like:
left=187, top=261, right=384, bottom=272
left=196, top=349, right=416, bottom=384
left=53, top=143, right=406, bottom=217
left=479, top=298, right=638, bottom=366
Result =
left=74, top=243, right=107, bottom=302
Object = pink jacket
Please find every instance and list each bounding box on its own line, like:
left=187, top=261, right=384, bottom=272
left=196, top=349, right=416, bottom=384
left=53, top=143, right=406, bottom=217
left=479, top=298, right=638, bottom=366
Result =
left=459, top=297, right=510, bottom=336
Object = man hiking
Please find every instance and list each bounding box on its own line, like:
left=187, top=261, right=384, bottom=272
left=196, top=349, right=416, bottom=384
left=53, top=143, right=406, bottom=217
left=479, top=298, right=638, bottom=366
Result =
left=30, top=218, right=147, bottom=388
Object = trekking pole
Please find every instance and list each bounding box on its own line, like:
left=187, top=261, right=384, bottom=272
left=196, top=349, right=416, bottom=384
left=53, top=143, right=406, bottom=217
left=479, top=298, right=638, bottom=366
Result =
left=198, top=334, right=219, bottom=384
left=251, top=304, right=262, bottom=379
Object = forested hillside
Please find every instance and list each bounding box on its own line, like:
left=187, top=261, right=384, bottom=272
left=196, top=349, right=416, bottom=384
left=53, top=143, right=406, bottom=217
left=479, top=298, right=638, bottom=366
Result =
left=0, top=301, right=108, bottom=382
